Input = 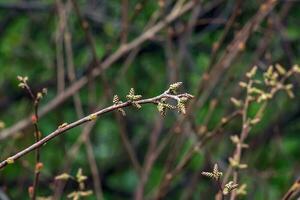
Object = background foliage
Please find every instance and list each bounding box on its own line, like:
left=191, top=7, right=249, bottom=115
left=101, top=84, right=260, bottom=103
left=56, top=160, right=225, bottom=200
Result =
left=0, top=0, right=300, bottom=199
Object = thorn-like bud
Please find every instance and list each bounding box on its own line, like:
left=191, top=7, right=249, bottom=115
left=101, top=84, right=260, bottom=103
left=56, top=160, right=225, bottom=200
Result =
left=6, top=157, right=14, bottom=164
left=230, top=97, right=242, bottom=107
left=246, top=66, right=257, bottom=78
left=236, top=184, right=247, bottom=195
left=17, top=76, right=23, bottom=81
left=55, top=173, right=71, bottom=180
left=18, top=83, right=26, bottom=88
left=58, top=123, right=68, bottom=129
left=275, top=64, right=286, bottom=75
left=88, top=114, right=97, bottom=121
left=239, top=82, right=247, bottom=88
left=76, top=168, right=87, bottom=183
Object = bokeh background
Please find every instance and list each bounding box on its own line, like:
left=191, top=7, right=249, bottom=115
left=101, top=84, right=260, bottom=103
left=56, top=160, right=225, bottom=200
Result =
left=0, top=0, right=300, bottom=199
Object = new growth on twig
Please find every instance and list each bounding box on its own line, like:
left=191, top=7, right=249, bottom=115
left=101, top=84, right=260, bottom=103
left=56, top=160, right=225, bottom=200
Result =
left=0, top=81, right=193, bottom=170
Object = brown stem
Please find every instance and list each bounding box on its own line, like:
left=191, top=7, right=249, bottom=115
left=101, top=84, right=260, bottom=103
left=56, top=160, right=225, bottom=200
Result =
left=0, top=91, right=192, bottom=169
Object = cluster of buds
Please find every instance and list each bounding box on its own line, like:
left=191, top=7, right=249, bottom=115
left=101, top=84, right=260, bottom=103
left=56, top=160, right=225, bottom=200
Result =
left=202, top=164, right=241, bottom=196
left=177, top=96, right=190, bottom=114
left=112, top=83, right=193, bottom=117
left=201, top=163, right=223, bottom=181
left=157, top=98, right=175, bottom=116
left=157, top=82, right=193, bottom=116
left=17, top=75, right=47, bottom=102
left=55, top=168, right=93, bottom=199
left=17, top=76, right=29, bottom=88
left=235, top=64, right=300, bottom=106
left=169, top=82, right=183, bottom=94
left=36, top=88, right=47, bottom=101
left=113, top=95, right=126, bottom=116
left=126, top=88, right=142, bottom=109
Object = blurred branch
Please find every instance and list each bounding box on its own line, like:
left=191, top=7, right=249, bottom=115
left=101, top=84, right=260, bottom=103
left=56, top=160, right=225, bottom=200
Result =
left=134, top=116, right=164, bottom=200
left=150, top=1, right=277, bottom=199
left=281, top=177, right=300, bottom=200
left=55, top=0, right=66, bottom=94
left=0, top=2, right=52, bottom=11
left=120, top=0, right=129, bottom=44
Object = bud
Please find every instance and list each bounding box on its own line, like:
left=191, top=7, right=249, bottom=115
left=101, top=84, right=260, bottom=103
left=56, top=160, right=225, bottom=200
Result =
left=35, top=162, right=44, bottom=172
left=55, top=173, right=71, bottom=180
left=31, top=115, right=37, bottom=124
left=246, top=66, right=257, bottom=78
left=6, top=157, right=14, bottom=164
left=275, top=64, right=286, bottom=75
left=28, top=186, right=34, bottom=198
left=88, top=114, right=97, bottom=121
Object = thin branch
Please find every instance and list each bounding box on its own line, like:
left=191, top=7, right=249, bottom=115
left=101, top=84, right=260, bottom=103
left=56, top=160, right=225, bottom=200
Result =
left=17, top=77, right=44, bottom=200
left=85, top=137, right=104, bottom=200
left=0, top=87, right=193, bottom=169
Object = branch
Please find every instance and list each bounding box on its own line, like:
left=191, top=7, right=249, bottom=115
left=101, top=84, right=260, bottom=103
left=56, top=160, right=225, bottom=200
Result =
left=0, top=85, right=193, bottom=170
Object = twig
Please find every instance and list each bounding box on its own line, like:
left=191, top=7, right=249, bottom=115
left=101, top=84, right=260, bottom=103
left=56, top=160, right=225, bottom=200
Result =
left=55, top=0, right=66, bottom=94
left=134, top=116, right=164, bottom=200
left=17, top=77, right=44, bottom=200
left=0, top=87, right=193, bottom=169
left=120, top=0, right=129, bottom=44
left=281, top=177, right=300, bottom=200
left=84, top=137, right=104, bottom=200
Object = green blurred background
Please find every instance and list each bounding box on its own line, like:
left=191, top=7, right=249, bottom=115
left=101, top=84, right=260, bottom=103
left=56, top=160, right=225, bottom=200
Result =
left=0, top=0, right=300, bottom=199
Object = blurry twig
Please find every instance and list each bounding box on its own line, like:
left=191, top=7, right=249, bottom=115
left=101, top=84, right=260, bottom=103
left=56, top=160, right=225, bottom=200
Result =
left=282, top=177, right=300, bottom=200
left=55, top=0, right=66, bottom=94
left=120, top=0, right=129, bottom=44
